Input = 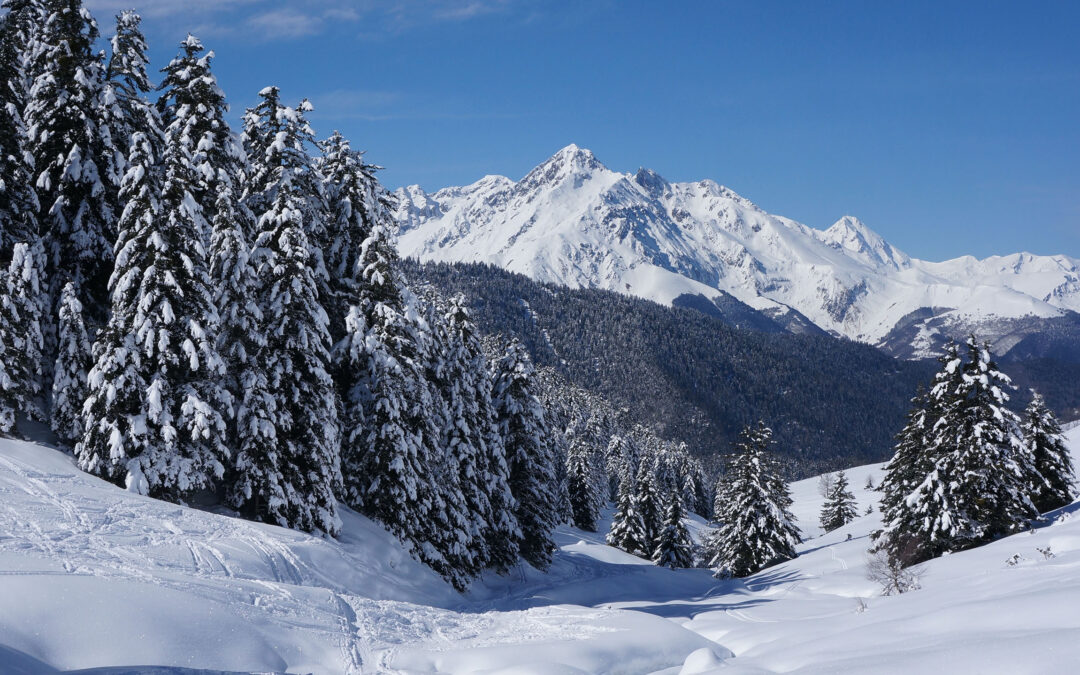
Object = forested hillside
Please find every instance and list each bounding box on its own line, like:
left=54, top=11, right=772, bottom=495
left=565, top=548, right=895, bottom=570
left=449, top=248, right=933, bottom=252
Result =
left=406, top=261, right=937, bottom=475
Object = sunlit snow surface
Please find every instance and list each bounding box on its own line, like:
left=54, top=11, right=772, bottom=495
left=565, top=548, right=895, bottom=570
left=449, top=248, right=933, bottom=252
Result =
left=2, top=430, right=1079, bottom=673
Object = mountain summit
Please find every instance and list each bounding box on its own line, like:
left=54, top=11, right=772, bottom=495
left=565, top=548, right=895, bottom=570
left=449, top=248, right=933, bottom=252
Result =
left=395, top=146, right=1080, bottom=357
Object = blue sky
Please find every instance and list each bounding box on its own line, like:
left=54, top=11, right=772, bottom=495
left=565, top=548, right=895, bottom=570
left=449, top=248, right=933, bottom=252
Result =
left=85, top=0, right=1079, bottom=261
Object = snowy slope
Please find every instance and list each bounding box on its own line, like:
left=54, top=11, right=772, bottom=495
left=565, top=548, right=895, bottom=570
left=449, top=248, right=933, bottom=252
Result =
left=395, top=145, right=1080, bottom=356
left=0, top=440, right=717, bottom=674
left=3, top=432, right=1079, bottom=673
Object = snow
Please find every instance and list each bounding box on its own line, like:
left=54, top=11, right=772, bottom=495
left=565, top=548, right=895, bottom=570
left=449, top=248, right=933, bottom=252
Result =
left=394, top=145, right=1080, bottom=351
left=2, top=430, right=1079, bottom=672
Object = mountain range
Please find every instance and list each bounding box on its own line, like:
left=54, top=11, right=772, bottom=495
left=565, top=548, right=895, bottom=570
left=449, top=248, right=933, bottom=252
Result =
left=394, top=145, right=1080, bottom=360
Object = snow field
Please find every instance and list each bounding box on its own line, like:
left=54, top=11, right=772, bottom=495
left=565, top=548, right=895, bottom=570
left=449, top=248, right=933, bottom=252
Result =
left=2, top=429, right=1079, bottom=673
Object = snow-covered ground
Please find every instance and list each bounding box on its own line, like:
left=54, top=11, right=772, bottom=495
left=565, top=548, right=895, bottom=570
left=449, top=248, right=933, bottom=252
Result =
left=2, top=431, right=1079, bottom=673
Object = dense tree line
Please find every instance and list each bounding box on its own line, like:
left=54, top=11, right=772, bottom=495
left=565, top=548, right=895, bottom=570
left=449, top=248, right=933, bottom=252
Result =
left=0, top=1, right=600, bottom=590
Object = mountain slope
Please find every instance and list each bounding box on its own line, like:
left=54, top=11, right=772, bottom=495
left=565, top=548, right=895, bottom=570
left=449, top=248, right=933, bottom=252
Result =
left=395, top=145, right=1080, bottom=358
left=407, top=260, right=934, bottom=473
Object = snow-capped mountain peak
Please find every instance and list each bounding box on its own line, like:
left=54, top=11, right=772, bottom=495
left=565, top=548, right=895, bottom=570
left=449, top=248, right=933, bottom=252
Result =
left=394, top=146, right=1080, bottom=356
left=819, top=215, right=911, bottom=271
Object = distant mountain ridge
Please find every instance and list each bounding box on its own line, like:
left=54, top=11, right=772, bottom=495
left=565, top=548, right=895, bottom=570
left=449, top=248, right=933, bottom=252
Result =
left=394, top=145, right=1080, bottom=359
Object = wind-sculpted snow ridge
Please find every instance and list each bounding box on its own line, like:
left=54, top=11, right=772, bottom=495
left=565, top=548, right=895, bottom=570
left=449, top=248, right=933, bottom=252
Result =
left=395, top=145, right=1080, bottom=357
left=3, top=431, right=1080, bottom=673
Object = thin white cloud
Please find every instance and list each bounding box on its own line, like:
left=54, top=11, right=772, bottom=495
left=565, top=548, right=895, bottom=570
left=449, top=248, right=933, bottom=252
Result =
left=245, top=8, right=326, bottom=39
left=84, top=0, right=529, bottom=41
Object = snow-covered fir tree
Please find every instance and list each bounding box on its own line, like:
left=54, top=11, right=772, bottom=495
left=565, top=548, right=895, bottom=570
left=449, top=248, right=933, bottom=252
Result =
left=77, top=128, right=229, bottom=499
left=934, top=338, right=1037, bottom=544
left=636, top=462, right=664, bottom=555
left=1022, top=392, right=1075, bottom=513
left=102, top=10, right=156, bottom=184
left=232, top=223, right=341, bottom=534
left=872, top=349, right=959, bottom=565
left=410, top=297, right=476, bottom=589
left=491, top=338, right=559, bottom=571
left=162, top=33, right=257, bottom=462
left=428, top=293, right=519, bottom=575
left=319, top=130, right=390, bottom=344
left=877, top=339, right=1041, bottom=567
left=335, top=223, right=441, bottom=559
left=707, top=422, right=800, bottom=578
left=605, top=434, right=637, bottom=501
left=49, top=281, right=90, bottom=445
left=819, top=470, right=857, bottom=532
left=242, top=86, right=328, bottom=281
left=607, top=468, right=648, bottom=556
left=0, top=0, right=43, bottom=113
left=653, top=492, right=694, bottom=569
left=24, top=0, right=119, bottom=316
left=0, top=240, right=47, bottom=433
left=158, top=34, right=249, bottom=242
left=234, top=86, right=341, bottom=535
left=567, top=431, right=603, bottom=531
left=0, top=13, right=39, bottom=265
left=207, top=182, right=260, bottom=442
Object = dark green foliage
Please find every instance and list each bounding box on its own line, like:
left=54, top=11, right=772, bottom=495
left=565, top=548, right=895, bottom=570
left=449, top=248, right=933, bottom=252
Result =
left=819, top=471, right=858, bottom=532
left=875, top=339, right=1045, bottom=568
left=1023, top=392, right=1076, bottom=513
left=491, top=339, right=559, bottom=571
left=403, top=260, right=935, bottom=475
left=708, top=422, right=800, bottom=578
left=653, top=493, right=694, bottom=569
left=25, top=0, right=119, bottom=318
left=607, top=470, right=648, bottom=556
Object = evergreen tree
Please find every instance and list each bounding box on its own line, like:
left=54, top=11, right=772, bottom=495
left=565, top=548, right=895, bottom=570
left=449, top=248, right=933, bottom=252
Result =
left=77, top=129, right=229, bottom=498
left=1022, top=391, right=1075, bottom=513
left=335, top=236, right=477, bottom=588
left=231, top=224, right=341, bottom=534
left=877, top=339, right=1040, bottom=567
left=653, top=492, right=694, bottom=569
left=336, top=224, right=434, bottom=545
left=0, top=0, right=43, bottom=113
left=567, top=432, right=602, bottom=531
left=414, top=299, right=475, bottom=589
left=937, top=337, right=1037, bottom=543
left=319, top=130, right=390, bottom=344
left=607, top=468, right=648, bottom=556
left=636, top=463, right=664, bottom=554
left=873, top=347, right=960, bottom=565
left=235, top=86, right=340, bottom=535
left=819, top=470, right=857, bottom=532
left=0, top=10, right=39, bottom=265
left=242, top=87, right=328, bottom=274
left=24, top=0, right=120, bottom=317
left=159, top=35, right=249, bottom=240
left=50, top=281, right=90, bottom=446
left=707, top=422, right=800, bottom=578
left=428, top=294, right=518, bottom=574
left=491, top=338, right=559, bottom=570
left=0, top=240, right=47, bottom=433
left=207, top=182, right=260, bottom=442
left=102, top=10, right=156, bottom=181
